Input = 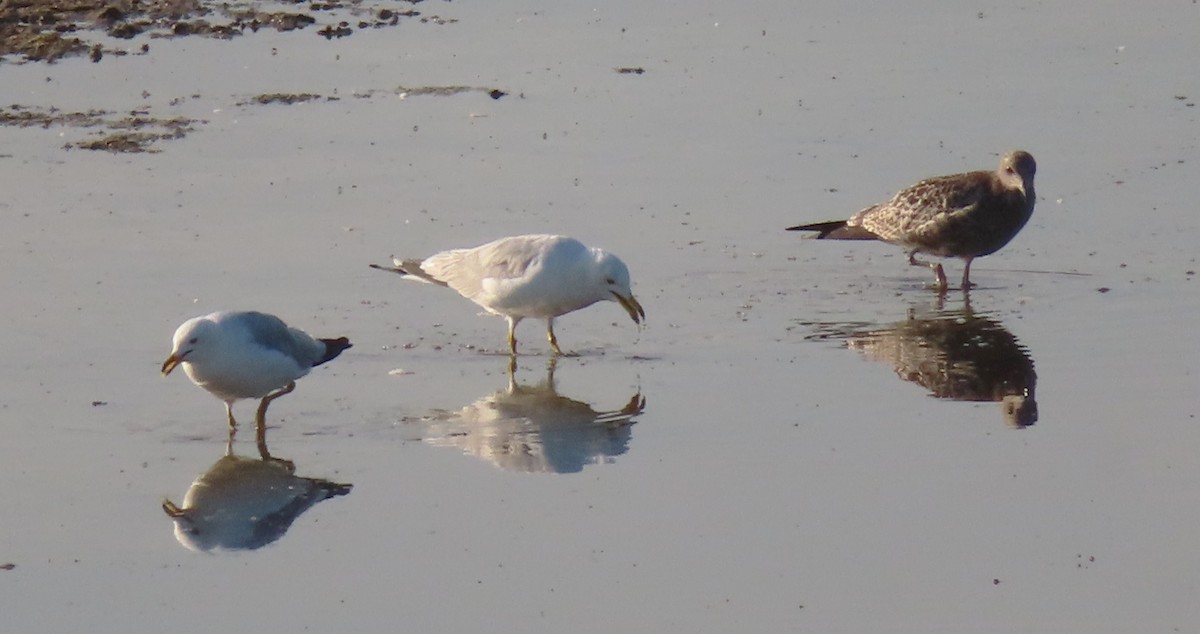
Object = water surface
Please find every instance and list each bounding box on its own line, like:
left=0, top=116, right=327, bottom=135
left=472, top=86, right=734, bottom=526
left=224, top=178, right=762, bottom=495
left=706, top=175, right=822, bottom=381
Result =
left=2, top=1, right=1198, bottom=632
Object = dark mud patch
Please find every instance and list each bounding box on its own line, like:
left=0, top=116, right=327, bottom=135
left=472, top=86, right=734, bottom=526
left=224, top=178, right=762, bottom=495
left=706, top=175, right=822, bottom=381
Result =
left=235, top=86, right=506, bottom=106
left=0, top=106, right=109, bottom=128
left=0, top=0, right=445, bottom=64
left=0, top=1, right=507, bottom=153
left=1, top=81, right=508, bottom=153
left=354, top=85, right=507, bottom=100
left=1, top=104, right=200, bottom=153
left=73, top=124, right=193, bottom=153
left=241, top=92, right=329, bottom=106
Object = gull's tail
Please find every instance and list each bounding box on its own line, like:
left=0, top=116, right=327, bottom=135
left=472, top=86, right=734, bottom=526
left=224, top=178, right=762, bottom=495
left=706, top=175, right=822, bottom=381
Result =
left=786, top=220, right=879, bottom=240
left=369, top=259, right=449, bottom=287
left=316, top=337, right=352, bottom=366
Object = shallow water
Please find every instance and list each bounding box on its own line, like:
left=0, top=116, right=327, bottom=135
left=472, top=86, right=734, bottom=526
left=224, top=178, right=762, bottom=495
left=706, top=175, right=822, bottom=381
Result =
left=3, top=1, right=1199, bottom=632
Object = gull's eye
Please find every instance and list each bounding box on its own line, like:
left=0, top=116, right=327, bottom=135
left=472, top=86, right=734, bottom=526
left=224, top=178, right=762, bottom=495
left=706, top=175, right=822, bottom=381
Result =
left=188, top=337, right=198, bottom=344
left=605, top=277, right=616, bottom=285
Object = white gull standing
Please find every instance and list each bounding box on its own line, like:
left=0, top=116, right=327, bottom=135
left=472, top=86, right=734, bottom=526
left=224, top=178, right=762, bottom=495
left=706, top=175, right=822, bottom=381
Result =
left=161, top=311, right=352, bottom=428
left=371, top=234, right=644, bottom=355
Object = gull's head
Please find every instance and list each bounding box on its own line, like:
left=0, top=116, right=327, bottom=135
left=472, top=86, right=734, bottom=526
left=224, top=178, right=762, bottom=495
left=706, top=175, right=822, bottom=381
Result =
left=595, top=251, right=645, bottom=325
left=161, top=316, right=216, bottom=376
left=998, top=150, right=1036, bottom=193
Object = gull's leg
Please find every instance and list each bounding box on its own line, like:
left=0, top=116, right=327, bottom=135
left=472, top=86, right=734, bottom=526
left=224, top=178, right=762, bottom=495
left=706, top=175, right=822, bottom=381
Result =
left=255, top=381, right=297, bottom=426
left=507, top=316, right=521, bottom=356
left=545, top=355, right=558, bottom=391
left=254, top=414, right=295, bottom=470
left=255, top=417, right=269, bottom=459
left=908, top=250, right=948, bottom=292
left=225, top=402, right=238, bottom=430
left=546, top=318, right=564, bottom=356
left=960, top=257, right=975, bottom=290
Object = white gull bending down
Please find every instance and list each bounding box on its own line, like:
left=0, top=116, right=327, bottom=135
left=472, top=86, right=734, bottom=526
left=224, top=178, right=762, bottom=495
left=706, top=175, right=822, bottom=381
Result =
left=161, top=311, right=352, bottom=428
left=371, top=234, right=645, bottom=355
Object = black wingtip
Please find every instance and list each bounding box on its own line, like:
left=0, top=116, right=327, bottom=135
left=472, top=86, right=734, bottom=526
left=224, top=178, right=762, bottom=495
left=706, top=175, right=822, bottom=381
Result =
left=369, top=263, right=406, bottom=274
left=317, top=337, right=352, bottom=366
left=786, top=220, right=846, bottom=235
left=786, top=220, right=878, bottom=240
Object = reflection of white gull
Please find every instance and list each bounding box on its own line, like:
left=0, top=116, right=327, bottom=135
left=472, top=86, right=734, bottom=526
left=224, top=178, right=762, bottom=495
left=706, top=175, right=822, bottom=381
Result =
left=371, top=234, right=644, bottom=355
left=421, top=360, right=645, bottom=473
left=788, top=151, right=1037, bottom=291
left=162, top=446, right=352, bottom=552
left=807, top=305, right=1037, bottom=427
left=161, top=311, right=351, bottom=428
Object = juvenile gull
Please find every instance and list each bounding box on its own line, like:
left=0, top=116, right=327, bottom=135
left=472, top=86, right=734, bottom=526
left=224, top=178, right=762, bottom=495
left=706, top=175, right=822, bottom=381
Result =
left=161, top=311, right=352, bottom=428
left=370, top=234, right=644, bottom=355
left=787, top=151, right=1037, bottom=291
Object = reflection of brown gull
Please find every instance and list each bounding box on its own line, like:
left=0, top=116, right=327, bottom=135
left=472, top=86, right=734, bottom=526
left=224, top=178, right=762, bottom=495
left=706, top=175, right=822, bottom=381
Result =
left=788, top=151, right=1037, bottom=291
left=162, top=429, right=351, bottom=552
left=422, top=359, right=645, bottom=473
left=807, top=307, right=1037, bottom=427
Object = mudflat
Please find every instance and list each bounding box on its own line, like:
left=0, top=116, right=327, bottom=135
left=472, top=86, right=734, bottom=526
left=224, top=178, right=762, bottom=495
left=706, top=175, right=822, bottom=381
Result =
left=3, top=2, right=1198, bottom=632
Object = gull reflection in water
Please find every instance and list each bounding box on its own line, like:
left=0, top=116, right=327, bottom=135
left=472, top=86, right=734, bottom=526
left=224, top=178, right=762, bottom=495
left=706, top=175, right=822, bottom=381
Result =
left=162, top=424, right=352, bottom=552
left=421, top=358, right=645, bottom=473
left=806, top=301, right=1038, bottom=427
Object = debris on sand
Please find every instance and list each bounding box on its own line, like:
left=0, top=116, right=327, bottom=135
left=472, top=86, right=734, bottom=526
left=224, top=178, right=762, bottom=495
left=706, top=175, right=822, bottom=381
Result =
left=0, top=0, right=439, bottom=64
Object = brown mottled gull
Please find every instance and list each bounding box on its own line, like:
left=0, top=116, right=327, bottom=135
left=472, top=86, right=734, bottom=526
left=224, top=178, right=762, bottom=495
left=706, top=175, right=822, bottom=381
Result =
left=788, top=151, right=1037, bottom=291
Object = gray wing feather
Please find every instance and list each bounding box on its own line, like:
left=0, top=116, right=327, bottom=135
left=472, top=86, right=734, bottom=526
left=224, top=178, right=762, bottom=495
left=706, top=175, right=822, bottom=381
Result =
left=238, top=312, right=324, bottom=367
left=421, top=236, right=562, bottom=305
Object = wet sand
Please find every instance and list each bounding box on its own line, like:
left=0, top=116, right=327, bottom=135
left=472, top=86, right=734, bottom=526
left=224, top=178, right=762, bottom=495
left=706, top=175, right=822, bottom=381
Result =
left=2, top=1, right=1199, bottom=632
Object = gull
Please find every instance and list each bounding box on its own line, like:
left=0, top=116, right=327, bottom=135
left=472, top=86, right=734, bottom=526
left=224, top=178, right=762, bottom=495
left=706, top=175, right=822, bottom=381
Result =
left=163, top=451, right=352, bottom=552
left=371, top=234, right=644, bottom=355
left=422, top=358, right=645, bottom=473
left=161, top=311, right=352, bottom=428
left=788, top=151, right=1037, bottom=291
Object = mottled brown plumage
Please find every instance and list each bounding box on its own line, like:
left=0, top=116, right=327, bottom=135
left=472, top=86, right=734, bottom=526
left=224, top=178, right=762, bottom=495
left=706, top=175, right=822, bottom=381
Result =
left=788, top=151, right=1037, bottom=291
left=806, top=307, right=1038, bottom=427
